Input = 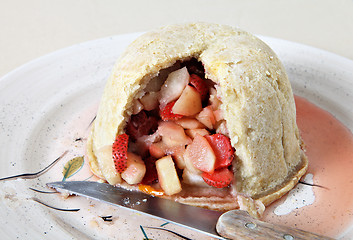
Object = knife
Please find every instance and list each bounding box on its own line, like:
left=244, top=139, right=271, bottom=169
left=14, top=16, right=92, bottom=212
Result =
left=47, top=181, right=333, bottom=240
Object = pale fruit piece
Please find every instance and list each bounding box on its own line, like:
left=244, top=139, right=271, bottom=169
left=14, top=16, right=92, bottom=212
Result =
left=196, top=106, right=216, bottom=129
left=172, top=85, right=202, bottom=116
left=137, top=131, right=162, bottom=146
left=213, top=109, right=224, bottom=122
left=185, top=128, right=210, bottom=139
left=175, top=118, right=205, bottom=129
left=96, top=145, right=122, bottom=185
left=156, top=155, right=182, bottom=195
left=170, top=146, right=186, bottom=169
left=158, top=67, right=189, bottom=109
left=158, top=121, right=192, bottom=148
left=145, top=62, right=182, bottom=92
left=182, top=169, right=209, bottom=187
left=121, top=152, right=146, bottom=185
left=144, top=76, right=164, bottom=93
left=215, top=121, right=230, bottom=136
left=183, top=148, right=202, bottom=174
left=184, top=134, right=216, bottom=173
left=149, top=141, right=167, bottom=159
left=140, top=92, right=159, bottom=111
left=132, top=99, right=144, bottom=115
left=131, top=131, right=162, bottom=157
left=209, top=87, right=222, bottom=110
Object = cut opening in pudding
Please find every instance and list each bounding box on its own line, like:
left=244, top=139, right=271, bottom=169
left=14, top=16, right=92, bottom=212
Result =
left=108, top=58, right=243, bottom=208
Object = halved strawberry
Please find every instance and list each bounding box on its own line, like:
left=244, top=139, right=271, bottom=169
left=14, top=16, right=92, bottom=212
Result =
left=112, top=133, right=129, bottom=173
left=205, top=133, right=235, bottom=169
left=202, top=168, right=233, bottom=188
left=189, top=74, right=208, bottom=101
left=160, top=100, right=183, bottom=121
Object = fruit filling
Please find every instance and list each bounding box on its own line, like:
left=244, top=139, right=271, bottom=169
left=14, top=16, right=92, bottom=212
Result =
left=113, top=59, right=236, bottom=196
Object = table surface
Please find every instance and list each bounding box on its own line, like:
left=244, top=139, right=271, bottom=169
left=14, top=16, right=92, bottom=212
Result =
left=1, top=0, right=353, bottom=78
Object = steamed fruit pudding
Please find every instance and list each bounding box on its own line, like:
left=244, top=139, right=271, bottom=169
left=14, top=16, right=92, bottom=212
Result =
left=111, top=60, right=237, bottom=197
left=87, top=23, right=308, bottom=217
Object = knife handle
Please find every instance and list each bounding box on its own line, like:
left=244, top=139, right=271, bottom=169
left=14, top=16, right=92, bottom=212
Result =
left=216, top=210, right=334, bottom=240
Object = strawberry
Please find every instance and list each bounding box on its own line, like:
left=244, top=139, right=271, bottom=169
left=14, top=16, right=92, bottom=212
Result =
left=189, top=74, right=208, bottom=101
left=205, top=134, right=235, bottom=169
left=159, top=100, right=183, bottom=121
left=126, top=111, right=158, bottom=141
left=202, top=168, right=233, bottom=188
left=141, top=156, right=158, bottom=185
left=112, top=133, right=129, bottom=173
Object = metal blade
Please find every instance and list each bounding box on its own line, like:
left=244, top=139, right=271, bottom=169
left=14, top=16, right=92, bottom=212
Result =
left=47, top=181, right=223, bottom=239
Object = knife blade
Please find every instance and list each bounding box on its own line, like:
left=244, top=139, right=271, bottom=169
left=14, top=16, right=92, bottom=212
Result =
left=47, top=181, right=333, bottom=240
left=48, top=181, right=223, bottom=238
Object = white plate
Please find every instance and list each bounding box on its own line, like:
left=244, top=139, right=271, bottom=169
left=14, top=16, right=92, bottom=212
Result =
left=0, top=33, right=352, bottom=239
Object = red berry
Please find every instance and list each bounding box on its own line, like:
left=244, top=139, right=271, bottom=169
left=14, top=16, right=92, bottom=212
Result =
left=205, top=134, right=235, bottom=169
left=141, top=157, right=158, bottom=185
left=189, top=74, right=208, bottom=101
left=202, top=168, right=233, bottom=188
left=159, top=101, right=183, bottom=121
left=126, top=111, right=158, bottom=141
left=112, top=133, right=129, bottom=173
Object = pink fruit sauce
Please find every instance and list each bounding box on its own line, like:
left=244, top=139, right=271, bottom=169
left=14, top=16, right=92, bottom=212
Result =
left=263, top=96, right=353, bottom=238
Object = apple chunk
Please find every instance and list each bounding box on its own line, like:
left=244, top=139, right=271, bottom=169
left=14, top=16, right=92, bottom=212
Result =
left=121, top=152, right=146, bottom=185
left=185, top=128, right=210, bottom=139
left=140, top=92, right=159, bottom=111
left=156, top=155, right=182, bottom=195
left=182, top=169, right=208, bottom=187
left=158, top=121, right=192, bottom=148
left=184, top=134, right=216, bottom=173
left=172, top=85, right=202, bottom=116
left=171, top=146, right=186, bottom=169
left=175, top=118, right=205, bottom=129
left=149, top=141, right=167, bottom=159
left=196, top=106, right=216, bottom=129
left=132, top=99, right=144, bottom=115
left=158, top=67, right=189, bottom=109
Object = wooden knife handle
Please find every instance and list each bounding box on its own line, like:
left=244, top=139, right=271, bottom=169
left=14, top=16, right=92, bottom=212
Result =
left=216, top=210, right=334, bottom=240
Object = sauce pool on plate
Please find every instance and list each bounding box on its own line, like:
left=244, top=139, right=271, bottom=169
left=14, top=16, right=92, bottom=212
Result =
left=263, top=96, right=353, bottom=238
